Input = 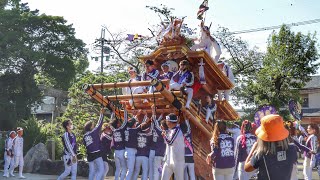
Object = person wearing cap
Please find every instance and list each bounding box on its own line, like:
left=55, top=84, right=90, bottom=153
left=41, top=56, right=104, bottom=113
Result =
left=303, top=124, right=319, bottom=180
left=142, top=60, right=160, bottom=93
left=244, top=114, right=298, bottom=180
left=3, top=131, right=16, bottom=178
left=217, top=60, right=234, bottom=101
left=110, top=111, right=128, bottom=180
left=9, top=127, right=25, bottom=178
left=234, top=120, right=257, bottom=180
left=83, top=108, right=106, bottom=180
left=161, top=113, right=185, bottom=180
left=206, top=121, right=235, bottom=180
left=170, top=60, right=194, bottom=109
left=57, top=120, right=77, bottom=180
left=100, top=122, right=113, bottom=178
left=159, top=62, right=174, bottom=81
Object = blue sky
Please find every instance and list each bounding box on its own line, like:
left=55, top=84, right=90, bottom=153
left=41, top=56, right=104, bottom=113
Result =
left=22, top=0, right=320, bottom=70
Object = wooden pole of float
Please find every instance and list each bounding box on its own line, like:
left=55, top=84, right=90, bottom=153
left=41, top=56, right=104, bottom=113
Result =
left=82, top=84, right=123, bottom=117
left=124, top=109, right=175, bottom=114
left=150, top=79, right=212, bottom=139
left=89, top=80, right=170, bottom=90
left=107, top=91, right=181, bottom=100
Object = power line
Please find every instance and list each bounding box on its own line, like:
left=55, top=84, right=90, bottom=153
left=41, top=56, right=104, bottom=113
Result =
left=228, top=18, right=320, bottom=35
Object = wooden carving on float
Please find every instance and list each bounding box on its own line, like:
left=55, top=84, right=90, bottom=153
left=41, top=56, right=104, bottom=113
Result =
left=159, top=17, right=186, bottom=46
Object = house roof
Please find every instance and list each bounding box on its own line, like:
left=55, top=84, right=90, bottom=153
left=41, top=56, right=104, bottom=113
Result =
left=303, top=75, right=320, bottom=89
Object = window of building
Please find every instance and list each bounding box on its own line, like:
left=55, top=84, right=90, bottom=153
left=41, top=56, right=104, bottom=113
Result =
left=301, top=95, right=309, bottom=108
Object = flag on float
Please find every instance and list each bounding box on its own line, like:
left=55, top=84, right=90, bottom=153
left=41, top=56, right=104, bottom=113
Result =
left=126, top=34, right=143, bottom=42
left=197, top=0, right=209, bottom=20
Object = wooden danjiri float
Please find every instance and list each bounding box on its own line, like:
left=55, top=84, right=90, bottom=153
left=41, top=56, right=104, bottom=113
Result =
left=83, top=18, right=239, bottom=179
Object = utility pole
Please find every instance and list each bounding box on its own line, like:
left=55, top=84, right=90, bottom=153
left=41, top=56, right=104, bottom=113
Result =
left=100, top=28, right=105, bottom=73
left=92, top=28, right=110, bottom=73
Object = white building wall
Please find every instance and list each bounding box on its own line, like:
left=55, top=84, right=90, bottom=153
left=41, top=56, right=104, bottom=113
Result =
left=308, top=92, right=320, bottom=108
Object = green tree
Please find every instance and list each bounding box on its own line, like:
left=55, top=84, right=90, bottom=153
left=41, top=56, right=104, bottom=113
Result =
left=240, top=25, right=319, bottom=118
left=0, top=0, right=88, bottom=129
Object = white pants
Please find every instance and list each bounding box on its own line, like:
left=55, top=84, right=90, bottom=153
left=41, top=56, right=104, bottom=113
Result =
left=3, top=153, right=14, bottom=176
left=161, top=162, right=184, bottom=180
left=153, top=156, right=163, bottom=180
left=125, top=148, right=137, bottom=180
left=148, top=150, right=155, bottom=180
left=133, top=156, right=149, bottom=180
left=115, top=149, right=127, bottom=180
left=212, top=167, right=234, bottom=180
left=184, top=163, right=195, bottom=180
left=57, top=155, right=77, bottom=180
left=103, top=161, right=109, bottom=178
left=169, top=83, right=193, bottom=108
left=290, top=163, right=298, bottom=180
left=9, top=155, right=24, bottom=176
left=88, top=157, right=104, bottom=180
left=205, top=107, right=215, bottom=123
left=217, top=90, right=231, bottom=101
left=303, top=157, right=313, bottom=180
left=238, top=162, right=255, bottom=180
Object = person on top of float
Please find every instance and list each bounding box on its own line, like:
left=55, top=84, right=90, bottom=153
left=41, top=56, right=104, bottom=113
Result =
left=170, top=60, right=194, bottom=109
left=142, top=60, right=160, bottom=93
left=159, top=62, right=174, bottom=81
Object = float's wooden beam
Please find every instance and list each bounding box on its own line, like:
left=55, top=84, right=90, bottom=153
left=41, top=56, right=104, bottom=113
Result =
left=151, top=79, right=212, bottom=139
left=106, top=91, right=181, bottom=101
left=89, top=80, right=169, bottom=90
left=123, top=109, right=176, bottom=114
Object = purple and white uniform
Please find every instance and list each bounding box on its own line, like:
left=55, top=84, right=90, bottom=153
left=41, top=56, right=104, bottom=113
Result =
left=149, top=117, right=166, bottom=180
left=100, top=132, right=112, bottom=161
left=142, top=69, right=160, bottom=93
left=125, top=122, right=143, bottom=180
left=159, top=71, right=174, bottom=80
left=182, top=120, right=196, bottom=180
left=303, top=134, right=318, bottom=180
left=100, top=132, right=112, bottom=178
left=133, top=131, right=153, bottom=180
left=83, top=112, right=105, bottom=180
left=210, top=133, right=235, bottom=169
left=161, top=125, right=185, bottom=180
left=170, top=70, right=194, bottom=108
left=57, top=132, right=78, bottom=180
left=112, top=112, right=128, bottom=180
left=234, top=133, right=256, bottom=180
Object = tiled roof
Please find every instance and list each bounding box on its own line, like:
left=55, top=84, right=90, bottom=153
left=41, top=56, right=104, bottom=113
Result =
left=303, top=75, right=320, bottom=89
